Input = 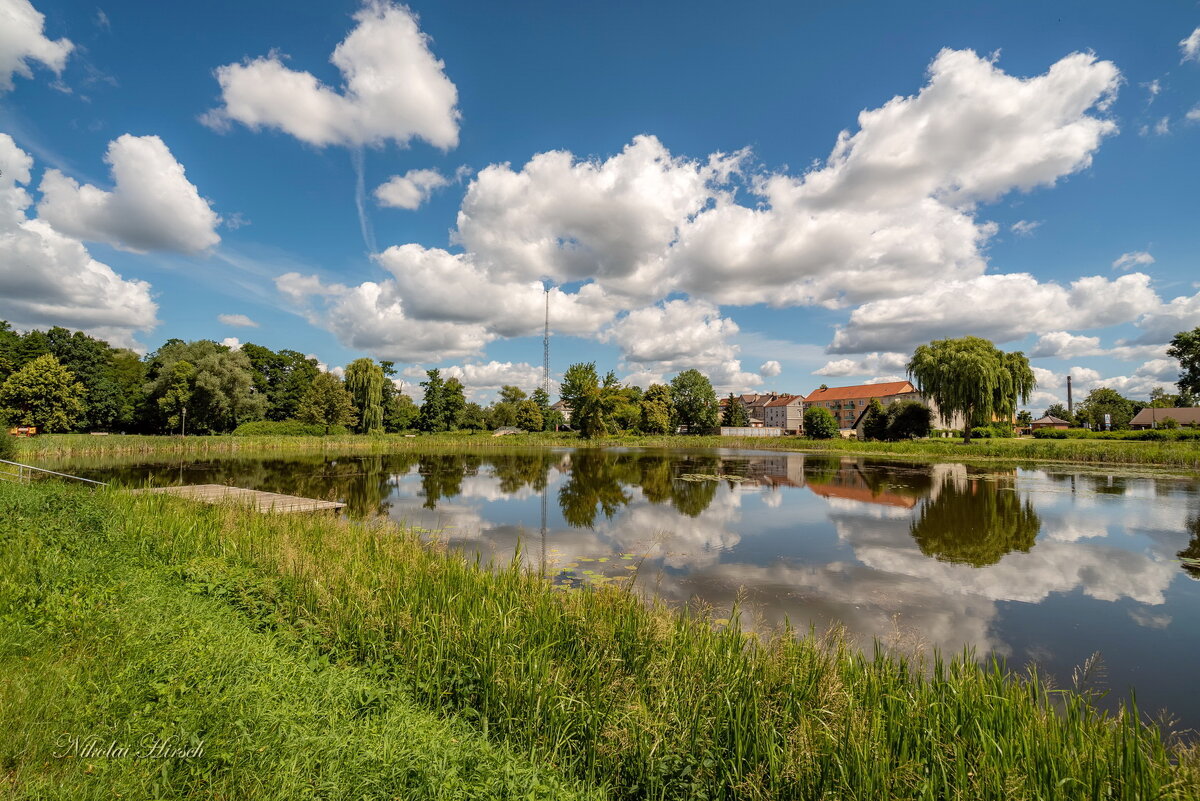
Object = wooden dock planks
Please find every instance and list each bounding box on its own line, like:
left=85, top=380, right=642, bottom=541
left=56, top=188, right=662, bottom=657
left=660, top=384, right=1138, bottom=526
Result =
left=128, top=484, right=345, bottom=513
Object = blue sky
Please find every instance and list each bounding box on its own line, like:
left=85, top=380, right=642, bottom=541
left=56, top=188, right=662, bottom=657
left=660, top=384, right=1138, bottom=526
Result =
left=1, top=0, right=1198, bottom=408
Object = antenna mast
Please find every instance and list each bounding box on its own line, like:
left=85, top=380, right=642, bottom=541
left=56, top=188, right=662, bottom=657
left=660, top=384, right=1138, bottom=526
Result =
left=542, top=286, right=551, bottom=396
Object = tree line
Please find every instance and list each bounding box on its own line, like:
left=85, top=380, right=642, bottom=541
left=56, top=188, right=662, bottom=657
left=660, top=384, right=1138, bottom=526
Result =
left=0, top=322, right=505, bottom=435
left=3, top=320, right=1197, bottom=438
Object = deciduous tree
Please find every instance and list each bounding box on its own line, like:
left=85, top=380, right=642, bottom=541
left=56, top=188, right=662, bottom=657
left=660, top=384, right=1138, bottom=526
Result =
left=1044, top=403, right=1075, bottom=426
left=297, top=372, right=358, bottom=434
left=1168, top=327, right=1200, bottom=398
left=802, top=406, right=838, bottom=439
left=0, top=354, right=86, bottom=433
left=861, top=398, right=890, bottom=441
left=560, top=362, right=621, bottom=439
left=143, top=340, right=265, bottom=433
left=156, top=360, right=195, bottom=432
left=1075, top=387, right=1134, bottom=430
left=515, top=399, right=543, bottom=431
left=670, top=369, right=718, bottom=434
left=639, top=384, right=674, bottom=434
left=907, top=336, right=1035, bottom=444
left=888, top=400, right=934, bottom=440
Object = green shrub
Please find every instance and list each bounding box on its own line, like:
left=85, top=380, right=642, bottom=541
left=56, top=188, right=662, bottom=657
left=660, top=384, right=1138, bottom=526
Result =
left=0, top=418, right=15, bottom=460
left=232, top=420, right=350, bottom=437
left=1032, top=427, right=1200, bottom=442
left=970, top=426, right=994, bottom=439
left=861, top=399, right=890, bottom=441
left=888, top=401, right=933, bottom=440
left=802, top=406, right=839, bottom=439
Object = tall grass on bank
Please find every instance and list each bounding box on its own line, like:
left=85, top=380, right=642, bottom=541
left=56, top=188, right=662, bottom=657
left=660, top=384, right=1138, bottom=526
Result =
left=782, top=434, right=1200, bottom=469
left=18, top=430, right=1200, bottom=470
left=7, top=482, right=1195, bottom=799
left=0, top=482, right=603, bottom=800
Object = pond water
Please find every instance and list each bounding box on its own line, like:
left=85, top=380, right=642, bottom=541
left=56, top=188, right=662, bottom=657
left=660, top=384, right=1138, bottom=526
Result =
left=50, top=447, right=1200, bottom=729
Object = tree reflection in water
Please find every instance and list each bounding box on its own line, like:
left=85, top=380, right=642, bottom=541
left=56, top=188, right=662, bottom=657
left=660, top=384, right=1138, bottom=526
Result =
left=910, top=473, right=1040, bottom=567
left=1180, top=515, right=1200, bottom=580
left=418, top=454, right=481, bottom=509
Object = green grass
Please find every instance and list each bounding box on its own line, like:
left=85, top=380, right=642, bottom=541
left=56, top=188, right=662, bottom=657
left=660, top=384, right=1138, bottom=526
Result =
left=3, top=480, right=1197, bottom=799
left=17, top=430, right=1200, bottom=470
left=0, top=482, right=603, bottom=800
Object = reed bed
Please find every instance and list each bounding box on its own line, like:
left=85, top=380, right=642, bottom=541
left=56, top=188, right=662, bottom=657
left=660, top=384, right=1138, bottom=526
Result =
left=6, top=481, right=1193, bottom=799
left=17, top=430, right=1200, bottom=470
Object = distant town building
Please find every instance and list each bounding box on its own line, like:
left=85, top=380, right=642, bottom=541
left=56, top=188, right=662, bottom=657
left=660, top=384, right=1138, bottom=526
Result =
left=763, top=394, right=805, bottom=432
left=1030, top=414, right=1070, bottom=431
left=1129, top=407, right=1200, bottom=429
left=802, top=380, right=964, bottom=436
left=550, top=400, right=572, bottom=425
left=803, top=381, right=924, bottom=435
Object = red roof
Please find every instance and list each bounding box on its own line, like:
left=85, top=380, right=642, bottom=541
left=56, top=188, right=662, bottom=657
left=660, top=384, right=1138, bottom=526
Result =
left=807, top=483, right=919, bottom=509
left=804, top=381, right=916, bottom=402
left=764, top=394, right=802, bottom=407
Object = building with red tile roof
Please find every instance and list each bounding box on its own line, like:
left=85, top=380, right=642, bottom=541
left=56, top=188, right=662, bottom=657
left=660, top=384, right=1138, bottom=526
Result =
left=802, top=380, right=965, bottom=436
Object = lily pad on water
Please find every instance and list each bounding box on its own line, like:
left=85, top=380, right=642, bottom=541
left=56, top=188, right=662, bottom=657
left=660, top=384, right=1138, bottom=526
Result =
left=678, top=473, right=748, bottom=483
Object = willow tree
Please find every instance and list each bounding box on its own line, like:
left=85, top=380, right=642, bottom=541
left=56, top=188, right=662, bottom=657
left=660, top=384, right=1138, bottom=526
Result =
left=344, top=358, right=385, bottom=434
left=907, top=336, right=1035, bottom=443
left=910, top=474, right=1040, bottom=567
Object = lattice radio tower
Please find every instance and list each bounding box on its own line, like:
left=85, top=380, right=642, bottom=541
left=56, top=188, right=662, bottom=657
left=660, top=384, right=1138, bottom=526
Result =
left=542, top=286, right=551, bottom=396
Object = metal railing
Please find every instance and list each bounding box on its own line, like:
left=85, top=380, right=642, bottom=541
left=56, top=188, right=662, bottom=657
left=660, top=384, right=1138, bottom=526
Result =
left=0, top=458, right=108, bottom=486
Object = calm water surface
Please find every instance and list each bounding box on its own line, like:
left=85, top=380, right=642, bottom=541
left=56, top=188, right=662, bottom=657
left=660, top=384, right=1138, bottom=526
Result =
left=52, top=447, right=1200, bottom=728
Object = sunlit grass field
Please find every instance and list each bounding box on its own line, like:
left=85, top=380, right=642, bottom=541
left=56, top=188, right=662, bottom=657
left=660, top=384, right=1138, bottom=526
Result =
left=2, top=480, right=1197, bottom=799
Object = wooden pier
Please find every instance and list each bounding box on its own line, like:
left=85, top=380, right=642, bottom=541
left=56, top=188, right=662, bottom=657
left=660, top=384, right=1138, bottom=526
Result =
left=129, top=484, right=345, bottom=513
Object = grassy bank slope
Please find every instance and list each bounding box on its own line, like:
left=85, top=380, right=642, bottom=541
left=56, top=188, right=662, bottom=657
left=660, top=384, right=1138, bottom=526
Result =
left=16, top=430, right=1200, bottom=470
left=4, top=481, right=1197, bottom=799
left=0, top=483, right=602, bottom=800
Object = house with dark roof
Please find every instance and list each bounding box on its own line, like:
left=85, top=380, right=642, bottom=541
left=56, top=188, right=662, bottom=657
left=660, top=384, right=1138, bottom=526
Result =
left=722, top=392, right=783, bottom=427
left=1030, top=414, right=1070, bottom=431
left=1129, top=407, right=1200, bottom=429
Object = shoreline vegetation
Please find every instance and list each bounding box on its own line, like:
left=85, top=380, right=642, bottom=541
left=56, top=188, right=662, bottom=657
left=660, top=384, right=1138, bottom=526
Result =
left=14, top=430, right=1200, bottom=471
left=3, top=480, right=1198, bottom=799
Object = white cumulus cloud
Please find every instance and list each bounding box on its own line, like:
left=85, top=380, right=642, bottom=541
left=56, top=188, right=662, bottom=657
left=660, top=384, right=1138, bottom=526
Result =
left=456, top=135, right=739, bottom=301
left=0, top=0, right=73, bottom=92
left=759, top=360, right=782, bottom=378
left=37, top=134, right=221, bottom=253
left=218, top=313, right=258, bottom=328
left=1112, top=250, right=1154, bottom=271
left=203, top=1, right=459, bottom=150
left=668, top=49, right=1119, bottom=308
left=274, top=47, right=1137, bottom=383
left=0, top=133, right=157, bottom=348
left=375, top=168, right=449, bottom=210
left=830, top=272, right=1161, bottom=354
left=601, top=299, right=762, bottom=392
left=815, top=352, right=909, bottom=377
